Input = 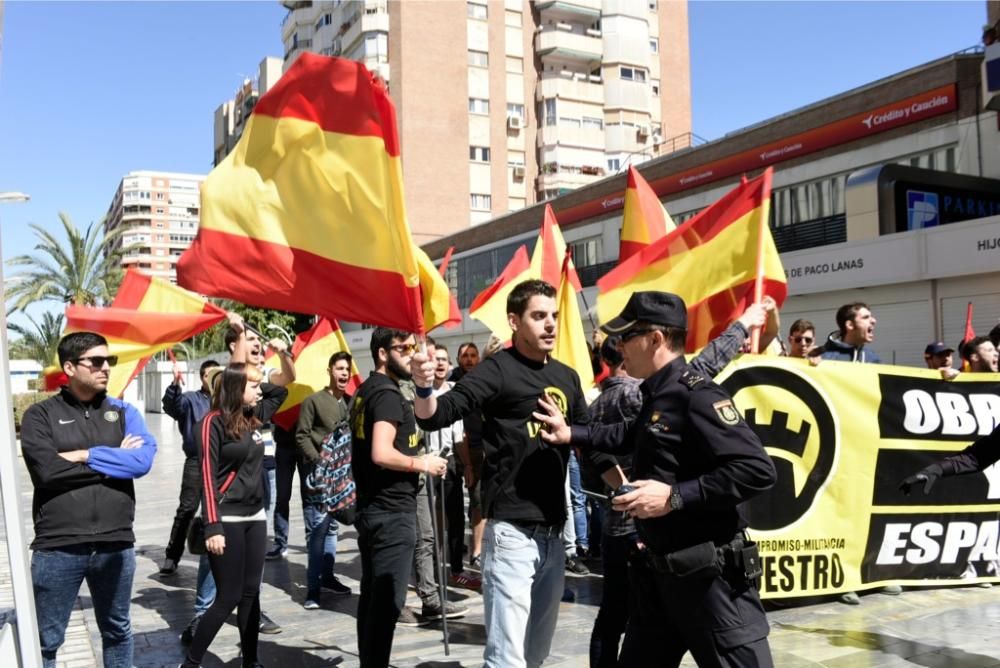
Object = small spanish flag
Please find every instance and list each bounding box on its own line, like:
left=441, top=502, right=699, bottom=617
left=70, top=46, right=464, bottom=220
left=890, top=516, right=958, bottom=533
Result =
left=620, top=166, right=675, bottom=262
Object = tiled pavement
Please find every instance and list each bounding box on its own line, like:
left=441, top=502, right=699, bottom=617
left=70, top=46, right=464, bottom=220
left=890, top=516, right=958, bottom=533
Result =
left=4, top=412, right=1000, bottom=667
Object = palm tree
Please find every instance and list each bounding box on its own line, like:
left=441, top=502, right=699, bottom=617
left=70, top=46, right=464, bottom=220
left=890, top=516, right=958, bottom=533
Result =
left=8, top=312, right=64, bottom=366
left=5, top=212, right=128, bottom=313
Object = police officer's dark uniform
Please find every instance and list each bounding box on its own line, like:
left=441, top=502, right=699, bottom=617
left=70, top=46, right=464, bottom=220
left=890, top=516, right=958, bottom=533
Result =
left=569, top=292, right=777, bottom=667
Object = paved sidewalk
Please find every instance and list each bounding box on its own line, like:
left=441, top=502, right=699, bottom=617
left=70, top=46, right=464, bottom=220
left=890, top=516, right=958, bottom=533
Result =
left=3, top=412, right=1000, bottom=667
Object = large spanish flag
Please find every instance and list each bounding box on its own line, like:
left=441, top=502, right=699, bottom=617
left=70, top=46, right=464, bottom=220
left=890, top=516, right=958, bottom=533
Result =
left=64, top=269, right=228, bottom=397
left=553, top=252, right=594, bottom=389
left=620, top=166, right=675, bottom=262
left=264, top=317, right=363, bottom=431
left=177, top=53, right=426, bottom=333
left=597, top=169, right=786, bottom=350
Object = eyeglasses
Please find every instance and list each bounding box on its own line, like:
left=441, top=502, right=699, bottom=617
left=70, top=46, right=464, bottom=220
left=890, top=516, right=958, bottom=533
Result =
left=620, top=328, right=657, bottom=343
left=74, top=355, right=118, bottom=369
left=389, top=343, right=417, bottom=355
left=791, top=336, right=814, bottom=345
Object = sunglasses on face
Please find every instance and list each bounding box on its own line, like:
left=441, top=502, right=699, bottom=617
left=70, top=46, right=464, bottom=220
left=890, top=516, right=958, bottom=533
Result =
left=74, top=355, right=119, bottom=369
left=791, top=336, right=814, bottom=345
left=620, top=328, right=657, bottom=343
left=389, top=343, right=417, bottom=355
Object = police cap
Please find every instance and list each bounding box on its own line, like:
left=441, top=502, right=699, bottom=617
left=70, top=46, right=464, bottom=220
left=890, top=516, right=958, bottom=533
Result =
left=601, top=291, right=687, bottom=334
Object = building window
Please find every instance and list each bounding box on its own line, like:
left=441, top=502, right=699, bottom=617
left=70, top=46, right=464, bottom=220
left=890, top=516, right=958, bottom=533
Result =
left=570, top=236, right=602, bottom=268
left=649, top=38, right=659, bottom=53
left=560, top=116, right=581, bottom=128
left=470, top=193, right=492, bottom=210
left=582, top=116, right=603, bottom=130
left=467, top=2, right=487, bottom=20
left=506, top=103, right=525, bottom=120
left=648, top=0, right=658, bottom=9
left=506, top=56, right=523, bottom=73
left=469, top=146, right=491, bottom=162
left=468, top=50, right=489, bottom=67
left=620, top=67, right=646, bottom=82
left=607, top=158, right=621, bottom=172
left=544, top=98, right=557, bottom=126
left=652, top=80, right=660, bottom=96
left=469, top=98, right=490, bottom=114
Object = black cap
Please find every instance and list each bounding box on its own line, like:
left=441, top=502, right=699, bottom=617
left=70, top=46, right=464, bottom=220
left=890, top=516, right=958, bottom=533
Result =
left=924, top=342, right=953, bottom=356
left=601, top=291, right=687, bottom=334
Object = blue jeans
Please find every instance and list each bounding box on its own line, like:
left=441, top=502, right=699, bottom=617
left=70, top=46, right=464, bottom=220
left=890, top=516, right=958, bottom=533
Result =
left=303, top=504, right=338, bottom=598
left=482, top=520, right=565, bottom=668
left=32, top=542, right=135, bottom=668
left=194, top=553, right=217, bottom=616
left=568, top=450, right=588, bottom=552
left=264, top=466, right=277, bottom=539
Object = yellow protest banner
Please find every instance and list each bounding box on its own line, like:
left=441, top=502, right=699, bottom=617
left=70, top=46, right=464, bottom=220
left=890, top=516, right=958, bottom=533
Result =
left=714, top=356, right=1000, bottom=599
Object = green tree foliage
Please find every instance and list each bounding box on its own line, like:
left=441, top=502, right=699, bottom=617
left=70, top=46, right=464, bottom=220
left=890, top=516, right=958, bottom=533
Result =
left=7, top=312, right=64, bottom=366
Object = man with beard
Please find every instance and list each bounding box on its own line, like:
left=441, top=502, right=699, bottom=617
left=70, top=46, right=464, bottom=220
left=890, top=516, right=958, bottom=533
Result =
left=351, top=327, right=448, bottom=667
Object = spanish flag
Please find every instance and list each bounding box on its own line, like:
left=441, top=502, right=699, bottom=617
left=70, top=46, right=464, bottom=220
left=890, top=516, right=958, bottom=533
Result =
left=553, top=252, right=594, bottom=389
left=469, top=204, right=579, bottom=339
left=597, top=169, right=786, bottom=350
left=468, top=245, right=531, bottom=340
left=417, top=247, right=461, bottom=331
left=64, top=269, right=228, bottom=397
left=177, top=53, right=427, bottom=333
left=431, top=246, right=462, bottom=330
left=265, top=318, right=363, bottom=431
left=620, top=166, right=675, bottom=262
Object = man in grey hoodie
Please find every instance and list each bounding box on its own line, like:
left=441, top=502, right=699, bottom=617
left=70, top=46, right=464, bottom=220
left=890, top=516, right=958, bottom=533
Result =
left=810, top=302, right=881, bottom=363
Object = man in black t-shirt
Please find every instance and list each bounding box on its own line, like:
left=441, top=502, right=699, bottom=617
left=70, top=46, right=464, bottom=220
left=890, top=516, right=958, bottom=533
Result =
left=411, top=280, right=590, bottom=668
left=350, top=328, right=448, bottom=668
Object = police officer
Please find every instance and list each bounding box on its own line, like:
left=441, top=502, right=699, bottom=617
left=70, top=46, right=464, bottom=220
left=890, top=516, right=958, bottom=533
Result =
left=534, top=291, right=777, bottom=667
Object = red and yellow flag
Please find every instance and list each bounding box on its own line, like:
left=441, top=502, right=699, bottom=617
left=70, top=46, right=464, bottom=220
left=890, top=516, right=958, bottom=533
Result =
left=597, top=169, right=786, bottom=350
left=64, top=269, right=227, bottom=397
left=531, top=205, right=581, bottom=290
left=468, top=245, right=531, bottom=340
left=620, top=166, right=675, bottom=262
left=417, top=247, right=461, bottom=332
left=265, top=318, right=363, bottom=431
left=553, top=252, right=594, bottom=389
left=432, top=246, right=462, bottom=330
left=177, top=53, right=427, bottom=333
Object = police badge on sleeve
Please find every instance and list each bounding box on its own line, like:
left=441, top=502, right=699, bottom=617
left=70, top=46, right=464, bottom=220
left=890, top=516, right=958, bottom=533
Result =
left=712, top=400, right=741, bottom=426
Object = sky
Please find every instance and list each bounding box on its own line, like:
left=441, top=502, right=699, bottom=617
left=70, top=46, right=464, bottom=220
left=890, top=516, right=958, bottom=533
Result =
left=0, top=0, right=987, bottom=328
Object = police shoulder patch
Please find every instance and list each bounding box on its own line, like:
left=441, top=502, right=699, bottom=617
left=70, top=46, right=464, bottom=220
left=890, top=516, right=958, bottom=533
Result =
left=103, top=410, right=119, bottom=423
left=712, top=400, right=741, bottom=426
left=678, top=370, right=705, bottom=390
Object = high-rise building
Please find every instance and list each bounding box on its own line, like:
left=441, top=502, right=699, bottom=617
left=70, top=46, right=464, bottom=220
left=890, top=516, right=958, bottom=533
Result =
left=105, top=171, right=206, bottom=283
left=272, top=0, right=691, bottom=244
left=213, top=57, right=284, bottom=166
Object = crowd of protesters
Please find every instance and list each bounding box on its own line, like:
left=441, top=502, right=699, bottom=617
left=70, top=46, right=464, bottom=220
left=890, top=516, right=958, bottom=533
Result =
left=19, top=287, right=1000, bottom=668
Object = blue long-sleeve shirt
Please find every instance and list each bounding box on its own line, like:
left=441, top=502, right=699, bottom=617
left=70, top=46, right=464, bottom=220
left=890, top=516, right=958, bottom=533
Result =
left=162, top=383, right=212, bottom=457
left=85, top=398, right=157, bottom=479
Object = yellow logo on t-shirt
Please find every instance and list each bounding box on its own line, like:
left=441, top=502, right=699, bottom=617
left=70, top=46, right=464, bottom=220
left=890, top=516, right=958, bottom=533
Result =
left=527, top=386, right=569, bottom=438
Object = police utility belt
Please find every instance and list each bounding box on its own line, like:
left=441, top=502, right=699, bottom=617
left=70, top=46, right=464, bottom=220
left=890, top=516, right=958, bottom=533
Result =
left=646, top=535, right=761, bottom=583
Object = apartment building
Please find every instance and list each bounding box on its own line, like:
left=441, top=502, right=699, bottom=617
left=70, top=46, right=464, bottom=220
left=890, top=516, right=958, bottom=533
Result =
left=105, top=171, right=206, bottom=283
left=272, top=0, right=691, bottom=243
left=213, top=57, right=284, bottom=167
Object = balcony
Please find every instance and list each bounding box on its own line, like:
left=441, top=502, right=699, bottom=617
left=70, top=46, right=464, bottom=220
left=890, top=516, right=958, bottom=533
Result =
left=537, top=165, right=603, bottom=192
left=536, top=0, right=601, bottom=20
left=536, top=124, right=605, bottom=150
left=536, top=73, right=603, bottom=104
left=535, top=27, right=602, bottom=65
left=284, top=38, right=312, bottom=61
left=342, top=11, right=389, bottom=52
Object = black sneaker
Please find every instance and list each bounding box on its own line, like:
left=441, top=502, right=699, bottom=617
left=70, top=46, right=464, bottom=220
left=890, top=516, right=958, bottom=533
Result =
left=566, top=556, right=590, bottom=577
left=264, top=546, right=287, bottom=561
left=180, top=614, right=201, bottom=645
left=160, top=558, right=178, bottom=576
left=321, top=576, right=352, bottom=596
left=258, top=611, right=281, bottom=634
left=397, top=605, right=425, bottom=627
left=421, top=599, right=468, bottom=621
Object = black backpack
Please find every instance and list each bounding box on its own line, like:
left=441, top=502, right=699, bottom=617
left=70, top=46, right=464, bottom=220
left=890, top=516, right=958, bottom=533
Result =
left=304, top=421, right=357, bottom=525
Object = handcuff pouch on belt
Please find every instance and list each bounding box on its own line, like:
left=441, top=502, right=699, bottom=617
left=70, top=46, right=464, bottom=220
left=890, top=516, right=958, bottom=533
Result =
left=648, top=537, right=762, bottom=585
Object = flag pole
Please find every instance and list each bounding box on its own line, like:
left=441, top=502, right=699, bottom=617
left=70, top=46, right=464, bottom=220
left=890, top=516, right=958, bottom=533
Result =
left=750, top=169, right=773, bottom=354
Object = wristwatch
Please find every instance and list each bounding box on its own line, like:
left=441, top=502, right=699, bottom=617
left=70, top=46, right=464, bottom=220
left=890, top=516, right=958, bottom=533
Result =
left=669, top=489, right=684, bottom=512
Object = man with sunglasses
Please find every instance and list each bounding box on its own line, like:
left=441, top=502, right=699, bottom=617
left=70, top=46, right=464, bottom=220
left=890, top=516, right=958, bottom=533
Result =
left=351, top=327, right=448, bottom=667
left=21, top=332, right=158, bottom=668
left=786, top=319, right=815, bottom=358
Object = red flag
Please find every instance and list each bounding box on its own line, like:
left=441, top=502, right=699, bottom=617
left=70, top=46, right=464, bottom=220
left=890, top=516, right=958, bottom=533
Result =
left=469, top=245, right=532, bottom=339
left=433, top=246, right=462, bottom=330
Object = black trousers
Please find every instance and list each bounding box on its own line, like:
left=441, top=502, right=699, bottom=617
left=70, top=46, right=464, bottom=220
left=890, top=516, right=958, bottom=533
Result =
left=165, top=456, right=201, bottom=562
left=619, top=559, right=773, bottom=668
left=273, top=428, right=309, bottom=550
left=442, top=455, right=465, bottom=574
left=356, top=508, right=417, bottom=668
left=589, top=532, right=635, bottom=668
left=184, top=520, right=267, bottom=668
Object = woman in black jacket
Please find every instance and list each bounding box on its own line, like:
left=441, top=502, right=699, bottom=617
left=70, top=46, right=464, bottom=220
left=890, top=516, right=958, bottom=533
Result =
left=182, top=363, right=287, bottom=668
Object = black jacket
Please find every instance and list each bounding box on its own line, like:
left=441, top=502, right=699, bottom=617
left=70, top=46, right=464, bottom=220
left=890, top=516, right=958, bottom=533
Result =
left=21, top=388, right=157, bottom=549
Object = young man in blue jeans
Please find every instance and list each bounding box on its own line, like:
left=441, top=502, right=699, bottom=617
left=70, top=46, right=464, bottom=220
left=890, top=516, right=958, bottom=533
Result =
left=21, top=332, right=157, bottom=667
